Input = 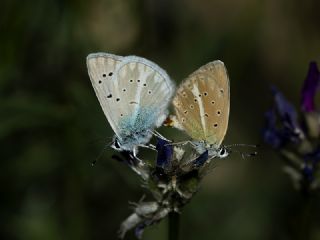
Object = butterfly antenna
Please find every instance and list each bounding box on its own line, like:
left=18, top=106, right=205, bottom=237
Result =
left=88, top=136, right=114, bottom=145
left=224, top=143, right=258, bottom=159
left=91, top=140, right=113, bottom=166
left=165, top=140, right=194, bottom=147
left=225, top=143, right=259, bottom=148
left=228, top=148, right=258, bottom=159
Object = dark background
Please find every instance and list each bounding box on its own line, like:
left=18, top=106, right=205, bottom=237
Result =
left=2, top=0, right=320, bottom=239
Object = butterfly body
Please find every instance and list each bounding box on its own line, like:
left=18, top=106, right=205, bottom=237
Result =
left=87, top=53, right=175, bottom=153
left=192, top=140, right=228, bottom=158
left=114, top=106, right=163, bottom=151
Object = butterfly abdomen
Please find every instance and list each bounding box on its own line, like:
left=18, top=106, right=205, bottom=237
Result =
left=117, top=107, right=160, bottom=150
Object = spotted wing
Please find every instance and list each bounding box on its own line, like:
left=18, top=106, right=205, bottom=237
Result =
left=87, top=52, right=124, bottom=136
left=103, top=55, right=175, bottom=142
left=172, top=60, right=230, bottom=146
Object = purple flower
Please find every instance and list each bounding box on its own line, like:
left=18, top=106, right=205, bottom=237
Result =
left=156, top=138, right=173, bottom=168
left=263, top=87, right=303, bottom=148
left=302, top=164, right=314, bottom=183
left=135, top=220, right=152, bottom=239
left=301, top=62, right=320, bottom=112
left=305, top=148, right=320, bottom=165
left=263, top=62, right=320, bottom=194
left=271, top=86, right=301, bottom=134
left=302, top=148, right=320, bottom=182
left=263, top=108, right=283, bottom=148
left=193, top=150, right=209, bottom=167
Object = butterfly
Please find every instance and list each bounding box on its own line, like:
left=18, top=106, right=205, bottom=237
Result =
left=168, top=60, right=230, bottom=158
left=87, top=53, right=175, bottom=156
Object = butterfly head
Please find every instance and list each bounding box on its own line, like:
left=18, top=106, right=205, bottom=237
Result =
left=217, top=146, right=229, bottom=158
left=192, top=140, right=228, bottom=158
left=111, top=136, right=137, bottom=153
left=111, top=132, right=149, bottom=156
left=111, top=137, right=123, bottom=151
left=206, top=143, right=229, bottom=158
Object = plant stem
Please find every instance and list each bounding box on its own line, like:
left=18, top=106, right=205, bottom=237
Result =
left=297, top=196, right=312, bottom=240
left=168, top=212, right=180, bottom=240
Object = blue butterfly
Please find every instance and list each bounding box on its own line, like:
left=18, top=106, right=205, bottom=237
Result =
left=87, top=53, right=175, bottom=156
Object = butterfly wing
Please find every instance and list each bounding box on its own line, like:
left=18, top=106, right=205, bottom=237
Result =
left=87, top=52, right=124, bottom=137
left=112, top=56, right=175, bottom=147
left=173, top=60, right=230, bottom=146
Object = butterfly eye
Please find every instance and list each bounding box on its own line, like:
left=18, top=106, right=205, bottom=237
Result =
left=219, top=148, right=229, bottom=158
left=204, top=92, right=208, bottom=96
left=143, top=83, right=147, bottom=87
left=113, top=139, right=121, bottom=149
left=217, top=110, right=221, bottom=115
left=129, top=79, right=133, bottom=83
left=122, top=89, right=126, bottom=92
left=108, top=72, right=113, bottom=76
left=102, top=74, right=106, bottom=77
left=213, top=123, right=218, bottom=128
left=98, top=80, right=102, bottom=84
left=211, top=101, right=215, bottom=105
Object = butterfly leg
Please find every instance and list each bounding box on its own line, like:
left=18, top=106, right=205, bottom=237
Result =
left=137, top=144, right=157, bottom=151
left=132, top=148, right=148, bottom=172
left=148, top=130, right=172, bottom=142
left=165, top=140, right=194, bottom=147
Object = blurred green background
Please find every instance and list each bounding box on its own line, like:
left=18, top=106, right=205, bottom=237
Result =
left=2, top=0, right=320, bottom=239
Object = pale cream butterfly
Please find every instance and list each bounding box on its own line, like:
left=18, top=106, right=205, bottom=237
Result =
left=87, top=53, right=175, bottom=156
left=168, top=60, right=230, bottom=158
